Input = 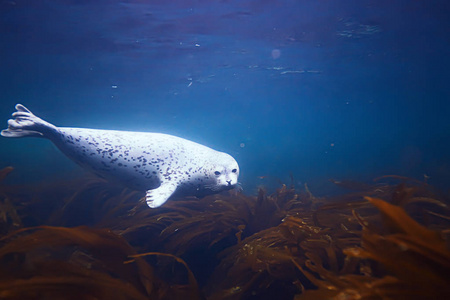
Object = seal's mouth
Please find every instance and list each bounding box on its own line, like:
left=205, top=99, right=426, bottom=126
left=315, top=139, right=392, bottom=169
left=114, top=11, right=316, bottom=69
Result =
left=224, top=184, right=235, bottom=190
left=223, top=182, right=242, bottom=192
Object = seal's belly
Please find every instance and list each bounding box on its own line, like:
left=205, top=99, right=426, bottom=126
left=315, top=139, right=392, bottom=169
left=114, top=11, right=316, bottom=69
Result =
left=53, top=128, right=191, bottom=191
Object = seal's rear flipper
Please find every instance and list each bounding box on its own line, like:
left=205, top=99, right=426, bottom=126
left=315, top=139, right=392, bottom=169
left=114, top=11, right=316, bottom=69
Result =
left=146, top=182, right=178, bottom=208
left=1, top=104, right=56, bottom=138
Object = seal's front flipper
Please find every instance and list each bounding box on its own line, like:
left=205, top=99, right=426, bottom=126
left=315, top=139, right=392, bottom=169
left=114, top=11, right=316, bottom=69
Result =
left=146, top=182, right=178, bottom=208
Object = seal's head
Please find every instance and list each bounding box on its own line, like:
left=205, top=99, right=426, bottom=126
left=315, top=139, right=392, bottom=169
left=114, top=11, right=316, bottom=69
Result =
left=207, top=152, right=240, bottom=191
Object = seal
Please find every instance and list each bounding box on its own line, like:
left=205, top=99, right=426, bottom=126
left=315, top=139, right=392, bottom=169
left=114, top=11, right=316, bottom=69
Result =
left=1, top=104, right=240, bottom=208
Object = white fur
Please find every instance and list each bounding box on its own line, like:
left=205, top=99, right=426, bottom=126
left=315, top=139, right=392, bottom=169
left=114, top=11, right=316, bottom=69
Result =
left=2, top=104, right=240, bottom=208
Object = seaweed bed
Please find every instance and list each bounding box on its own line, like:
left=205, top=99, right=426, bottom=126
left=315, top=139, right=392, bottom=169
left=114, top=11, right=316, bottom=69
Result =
left=0, top=166, right=449, bottom=299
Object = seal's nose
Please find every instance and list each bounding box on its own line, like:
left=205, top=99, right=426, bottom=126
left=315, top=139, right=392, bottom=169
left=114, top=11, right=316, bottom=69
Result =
left=226, top=180, right=232, bottom=186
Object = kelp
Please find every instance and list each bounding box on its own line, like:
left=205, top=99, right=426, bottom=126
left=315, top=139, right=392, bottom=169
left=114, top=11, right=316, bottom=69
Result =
left=0, top=166, right=13, bottom=182
left=126, top=251, right=200, bottom=300
left=0, top=167, right=22, bottom=235
left=204, top=178, right=450, bottom=299
left=0, top=226, right=151, bottom=299
left=0, top=166, right=449, bottom=299
left=349, top=198, right=450, bottom=287
left=0, top=225, right=203, bottom=299
left=0, top=169, right=200, bottom=299
left=294, top=197, right=450, bottom=299
left=205, top=217, right=325, bottom=299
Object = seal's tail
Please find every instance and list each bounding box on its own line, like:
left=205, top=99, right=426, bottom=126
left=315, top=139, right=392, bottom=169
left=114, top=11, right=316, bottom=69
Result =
left=1, top=104, right=56, bottom=138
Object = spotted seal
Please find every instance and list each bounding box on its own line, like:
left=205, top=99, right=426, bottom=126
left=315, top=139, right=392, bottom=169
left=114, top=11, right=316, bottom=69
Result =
left=1, top=104, right=240, bottom=208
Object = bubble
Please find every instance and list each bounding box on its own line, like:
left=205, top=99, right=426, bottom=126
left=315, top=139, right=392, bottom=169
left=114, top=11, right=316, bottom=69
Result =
left=240, top=143, right=245, bottom=148
left=271, top=49, right=281, bottom=59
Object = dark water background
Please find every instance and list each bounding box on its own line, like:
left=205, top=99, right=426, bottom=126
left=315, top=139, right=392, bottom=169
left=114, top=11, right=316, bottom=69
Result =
left=1, top=0, right=449, bottom=195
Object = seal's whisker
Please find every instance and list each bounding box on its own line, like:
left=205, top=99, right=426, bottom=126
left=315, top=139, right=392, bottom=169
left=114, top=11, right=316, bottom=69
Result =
left=204, top=184, right=221, bottom=191
left=235, top=182, right=243, bottom=192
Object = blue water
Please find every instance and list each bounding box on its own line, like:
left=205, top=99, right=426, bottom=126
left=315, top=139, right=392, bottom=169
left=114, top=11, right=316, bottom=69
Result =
left=1, top=0, right=449, bottom=194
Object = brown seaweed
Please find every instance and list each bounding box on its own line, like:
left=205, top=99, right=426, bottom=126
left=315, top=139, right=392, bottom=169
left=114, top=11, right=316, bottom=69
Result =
left=0, top=226, right=153, bottom=299
left=0, top=167, right=449, bottom=299
left=0, top=166, right=14, bottom=183
left=0, top=167, right=23, bottom=235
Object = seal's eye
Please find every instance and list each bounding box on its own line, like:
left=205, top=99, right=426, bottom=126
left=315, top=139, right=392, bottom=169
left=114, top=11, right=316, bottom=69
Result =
left=232, top=169, right=237, bottom=173
left=214, top=171, right=221, bottom=176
